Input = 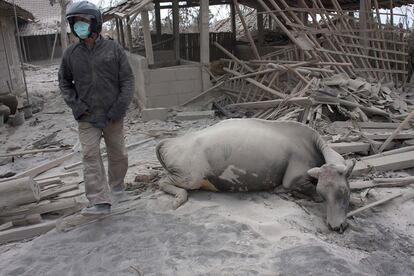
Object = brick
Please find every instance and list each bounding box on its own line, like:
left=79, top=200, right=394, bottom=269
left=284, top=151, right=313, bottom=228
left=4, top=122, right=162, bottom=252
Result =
left=176, top=110, right=215, bottom=121
left=141, top=108, right=169, bottom=122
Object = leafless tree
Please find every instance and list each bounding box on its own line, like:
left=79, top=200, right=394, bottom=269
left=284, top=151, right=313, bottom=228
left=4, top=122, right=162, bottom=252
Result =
left=49, top=0, right=71, bottom=50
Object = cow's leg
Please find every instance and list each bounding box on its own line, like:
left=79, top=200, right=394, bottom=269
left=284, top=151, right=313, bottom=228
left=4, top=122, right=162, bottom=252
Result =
left=282, top=161, right=318, bottom=200
left=158, top=177, right=188, bottom=209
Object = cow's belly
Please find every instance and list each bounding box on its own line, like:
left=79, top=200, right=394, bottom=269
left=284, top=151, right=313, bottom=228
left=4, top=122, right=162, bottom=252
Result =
left=201, top=162, right=288, bottom=192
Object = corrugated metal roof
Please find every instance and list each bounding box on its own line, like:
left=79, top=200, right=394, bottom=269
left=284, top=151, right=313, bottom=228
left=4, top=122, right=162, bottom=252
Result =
left=0, top=0, right=34, bottom=20
left=103, top=0, right=153, bottom=22
left=12, top=0, right=67, bottom=37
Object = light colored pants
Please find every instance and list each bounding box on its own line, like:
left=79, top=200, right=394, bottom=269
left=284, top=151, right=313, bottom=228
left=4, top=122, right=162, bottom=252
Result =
left=78, top=120, right=128, bottom=205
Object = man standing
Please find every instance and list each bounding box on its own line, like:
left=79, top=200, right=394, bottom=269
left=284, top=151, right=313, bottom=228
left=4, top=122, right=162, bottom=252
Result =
left=58, top=1, right=134, bottom=215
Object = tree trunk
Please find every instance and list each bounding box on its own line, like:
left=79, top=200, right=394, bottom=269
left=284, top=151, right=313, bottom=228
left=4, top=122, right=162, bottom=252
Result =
left=0, top=177, right=40, bottom=209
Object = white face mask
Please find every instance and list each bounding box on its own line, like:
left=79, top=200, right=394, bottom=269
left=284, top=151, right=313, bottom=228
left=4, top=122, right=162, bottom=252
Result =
left=74, top=21, right=90, bottom=39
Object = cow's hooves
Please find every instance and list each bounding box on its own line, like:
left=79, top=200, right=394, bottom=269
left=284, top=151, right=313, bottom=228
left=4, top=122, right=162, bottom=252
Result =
left=173, top=191, right=188, bottom=209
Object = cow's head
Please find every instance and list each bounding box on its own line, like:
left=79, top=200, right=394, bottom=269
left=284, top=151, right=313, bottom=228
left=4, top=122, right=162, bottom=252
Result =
left=307, top=159, right=355, bottom=233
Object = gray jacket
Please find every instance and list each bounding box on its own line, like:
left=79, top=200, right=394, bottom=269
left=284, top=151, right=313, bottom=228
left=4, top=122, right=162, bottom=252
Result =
left=58, top=36, right=134, bottom=129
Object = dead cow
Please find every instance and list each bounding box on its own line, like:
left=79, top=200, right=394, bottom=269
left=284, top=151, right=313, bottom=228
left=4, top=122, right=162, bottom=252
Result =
left=156, top=119, right=355, bottom=232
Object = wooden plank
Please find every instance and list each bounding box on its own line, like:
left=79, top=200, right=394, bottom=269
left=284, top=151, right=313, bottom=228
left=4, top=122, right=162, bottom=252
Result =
left=0, top=198, right=80, bottom=218
left=315, top=47, right=407, bottom=64
left=331, top=121, right=411, bottom=130
left=36, top=177, right=62, bottom=188
left=361, top=145, right=414, bottom=161
left=0, top=222, right=13, bottom=231
left=40, top=183, right=79, bottom=200
left=34, top=171, right=80, bottom=182
left=378, top=110, right=414, bottom=153
left=141, top=10, right=154, bottom=65
left=0, top=147, right=69, bottom=158
left=352, top=151, right=414, bottom=176
left=233, top=0, right=260, bottom=59
left=347, top=194, right=402, bottom=218
left=363, top=132, right=414, bottom=140
left=0, top=152, right=75, bottom=183
left=350, top=180, right=413, bottom=190
left=329, top=142, right=370, bottom=154
left=0, top=221, right=55, bottom=245
left=227, top=97, right=313, bottom=109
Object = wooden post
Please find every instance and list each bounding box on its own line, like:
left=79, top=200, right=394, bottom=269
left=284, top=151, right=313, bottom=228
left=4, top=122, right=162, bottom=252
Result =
left=50, top=32, right=58, bottom=61
left=115, top=18, right=120, bottom=43
left=0, top=177, right=40, bottom=208
left=233, top=0, right=261, bottom=60
left=200, top=0, right=210, bottom=65
left=390, top=0, right=394, bottom=26
left=172, top=0, right=180, bottom=62
left=118, top=17, right=126, bottom=48
left=257, top=7, right=264, bottom=47
left=155, top=0, right=162, bottom=42
left=230, top=2, right=236, bottom=49
left=126, top=16, right=133, bottom=51
left=359, top=0, right=371, bottom=54
left=200, top=0, right=211, bottom=91
left=141, top=10, right=154, bottom=65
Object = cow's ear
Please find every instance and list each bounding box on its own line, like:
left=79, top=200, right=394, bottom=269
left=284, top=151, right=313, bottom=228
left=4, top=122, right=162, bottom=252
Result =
left=307, top=167, right=321, bottom=179
left=345, top=159, right=356, bottom=178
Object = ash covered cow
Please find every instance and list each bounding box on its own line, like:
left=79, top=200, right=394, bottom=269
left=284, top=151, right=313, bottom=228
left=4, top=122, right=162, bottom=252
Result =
left=156, top=119, right=355, bottom=232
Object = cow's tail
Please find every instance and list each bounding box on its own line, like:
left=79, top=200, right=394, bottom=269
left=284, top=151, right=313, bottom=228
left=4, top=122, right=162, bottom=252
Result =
left=156, top=140, right=176, bottom=175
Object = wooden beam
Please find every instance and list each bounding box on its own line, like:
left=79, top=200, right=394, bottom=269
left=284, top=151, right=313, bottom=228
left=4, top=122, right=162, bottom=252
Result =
left=347, top=193, right=402, bottom=218
left=233, top=0, right=261, bottom=60
left=34, top=171, right=79, bottom=182
left=0, top=177, right=40, bottom=208
left=230, top=2, right=236, bottom=48
left=118, top=17, right=126, bottom=48
left=378, top=110, right=414, bottom=153
left=172, top=0, right=180, bottom=61
left=0, top=221, right=56, bottom=245
left=0, top=147, right=69, bottom=158
left=115, top=17, right=120, bottom=43
left=352, top=151, right=414, bottom=176
left=257, top=7, right=264, bottom=47
left=40, top=183, right=79, bottom=200
left=126, top=16, right=133, bottom=50
left=328, top=142, right=370, bottom=154
left=141, top=10, right=154, bottom=65
left=359, top=0, right=370, bottom=53
left=155, top=1, right=162, bottom=42
left=227, top=97, right=313, bottom=109
left=0, top=152, right=75, bottom=182
left=200, top=0, right=210, bottom=64
left=0, top=198, right=80, bottom=218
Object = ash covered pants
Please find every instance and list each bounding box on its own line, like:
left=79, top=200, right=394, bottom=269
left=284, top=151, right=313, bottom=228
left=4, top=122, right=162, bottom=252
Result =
left=78, top=120, right=128, bottom=205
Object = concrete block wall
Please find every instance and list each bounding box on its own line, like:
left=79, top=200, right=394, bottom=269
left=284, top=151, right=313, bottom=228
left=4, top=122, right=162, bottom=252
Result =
left=144, top=64, right=204, bottom=108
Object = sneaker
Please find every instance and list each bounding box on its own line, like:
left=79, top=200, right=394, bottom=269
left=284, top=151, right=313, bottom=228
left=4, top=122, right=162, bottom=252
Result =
left=111, top=185, right=125, bottom=196
left=80, top=203, right=111, bottom=216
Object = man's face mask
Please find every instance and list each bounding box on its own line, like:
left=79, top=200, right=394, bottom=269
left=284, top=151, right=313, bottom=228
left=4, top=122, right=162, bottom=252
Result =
left=74, top=21, right=90, bottom=39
